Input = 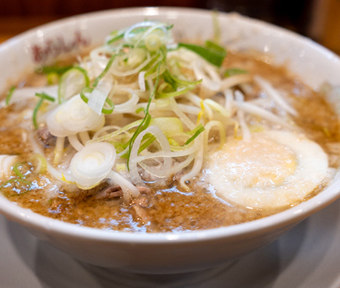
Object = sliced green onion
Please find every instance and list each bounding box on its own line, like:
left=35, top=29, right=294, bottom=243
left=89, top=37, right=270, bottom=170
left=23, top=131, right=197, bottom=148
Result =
left=107, top=32, right=124, bottom=45
left=0, top=178, right=31, bottom=196
left=91, top=119, right=143, bottom=143
left=112, top=141, right=129, bottom=154
left=33, top=98, right=44, bottom=130
left=145, top=34, right=162, bottom=52
left=5, top=86, right=16, bottom=106
left=80, top=87, right=93, bottom=103
left=166, top=71, right=202, bottom=87
left=145, top=60, right=163, bottom=78
left=13, top=162, right=26, bottom=178
left=124, top=26, right=149, bottom=42
left=47, top=72, right=59, bottom=85
left=126, top=62, right=163, bottom=170
left=167, top=24, right=174, bottom=30
left=162, top=69, right=178, bottom=90
left=144, top=46, right=167, bottom=78
left=151, top=117, right=184, bottom=137
left=224, top=68, right=248, bottom=78
left=185, top=124, right=205, bottom=145
left=80, top=87, right=115, bottom=114
left=70, top=142, right=116, bottom=189
left=168, top=138, right=180, bottom=146
left=58, top=67, right=89, bottom=104
left=121, top=133, right=157, bottom=158
left=101, top=98, right=115, bottom=114
left=158, top=85, right=195, bottom=99
left=178, top=42, right=226, bottom=67
left=36, top=65, right=73, bottom=75
left=114, top=118, right=183, bottom=155
left=135, top=107, right=145, bottom=114
left=145, top=63, right=166, bottom=79
left=141, top=54, right=161, bottom=72
left=92, top=54, right=120, bottom=88
left=138, top=134, right=156, bottom=154
left=35, top=92, right=55, bottom=102
left=123, top=23, right=173, bottom=48
left=162, top=69, right=202, bottom=97
left=31, top=153, right=47, bottom=173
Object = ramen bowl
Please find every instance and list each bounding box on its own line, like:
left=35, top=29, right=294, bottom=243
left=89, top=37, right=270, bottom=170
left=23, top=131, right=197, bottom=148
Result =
left=0, top=7, right=340, bottom=275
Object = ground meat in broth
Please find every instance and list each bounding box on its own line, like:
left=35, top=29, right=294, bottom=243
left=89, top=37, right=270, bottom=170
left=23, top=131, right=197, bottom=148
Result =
left=0, top=51, right=339, bottom=233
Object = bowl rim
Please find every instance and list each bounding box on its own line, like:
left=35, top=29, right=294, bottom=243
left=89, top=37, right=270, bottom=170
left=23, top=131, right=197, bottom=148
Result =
left=1, top=6, right=340, bottom=245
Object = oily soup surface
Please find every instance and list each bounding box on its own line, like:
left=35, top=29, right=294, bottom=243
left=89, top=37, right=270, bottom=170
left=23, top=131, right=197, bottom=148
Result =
left=0, top=51, right=339, bottom=233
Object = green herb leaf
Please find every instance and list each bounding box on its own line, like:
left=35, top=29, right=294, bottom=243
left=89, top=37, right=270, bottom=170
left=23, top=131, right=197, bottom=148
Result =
left=178, top=42, right=226, bottom=67
left=204, top=40, right=226, bottom=58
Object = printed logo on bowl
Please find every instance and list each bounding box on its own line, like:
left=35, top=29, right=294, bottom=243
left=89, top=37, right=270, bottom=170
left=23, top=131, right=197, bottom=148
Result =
left=31, top=31, right=91, bottom=63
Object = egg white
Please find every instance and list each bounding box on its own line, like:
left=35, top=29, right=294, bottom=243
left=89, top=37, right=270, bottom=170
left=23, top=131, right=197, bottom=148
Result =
left=207, top=130, right=328, bottom=209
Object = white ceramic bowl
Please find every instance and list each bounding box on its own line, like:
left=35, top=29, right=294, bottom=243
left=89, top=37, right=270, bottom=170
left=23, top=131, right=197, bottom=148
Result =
left=1, top=7, right=340, bottom=275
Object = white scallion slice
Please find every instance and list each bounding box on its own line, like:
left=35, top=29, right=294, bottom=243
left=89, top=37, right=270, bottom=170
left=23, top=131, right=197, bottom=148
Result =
left=68, top=134, right=84, bottom=151
left=138, top=71, right=146, bottom=91
left=114, top=88, right=140, bottom=113
left=0, top=155, right=18, bottom=179
left=88, top=75, right=113, bottom=115
left=58, top=67, right=89, bottom=104
left=70, top=142, right=116, bottom=189
left=47, top=95, right=105, bottom=137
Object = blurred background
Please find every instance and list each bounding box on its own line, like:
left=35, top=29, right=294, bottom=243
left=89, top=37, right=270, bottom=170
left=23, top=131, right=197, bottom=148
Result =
left=0, top=0, right=339, bottom=53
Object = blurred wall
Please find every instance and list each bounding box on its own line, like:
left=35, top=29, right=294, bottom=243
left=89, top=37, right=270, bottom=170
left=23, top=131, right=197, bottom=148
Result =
left=309, top=0, right=340, bottom=54
left=0, top=0, right=324, bottom=44
left=0, top=0, right=204, bottom=16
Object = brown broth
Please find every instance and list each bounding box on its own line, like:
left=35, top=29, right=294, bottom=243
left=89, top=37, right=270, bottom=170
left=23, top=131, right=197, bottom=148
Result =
left=0, top=51, right=339, bottom=233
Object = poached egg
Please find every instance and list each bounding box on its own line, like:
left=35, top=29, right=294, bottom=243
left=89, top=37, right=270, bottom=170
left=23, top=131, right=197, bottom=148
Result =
left=207, top=130, right=328, bottom=209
